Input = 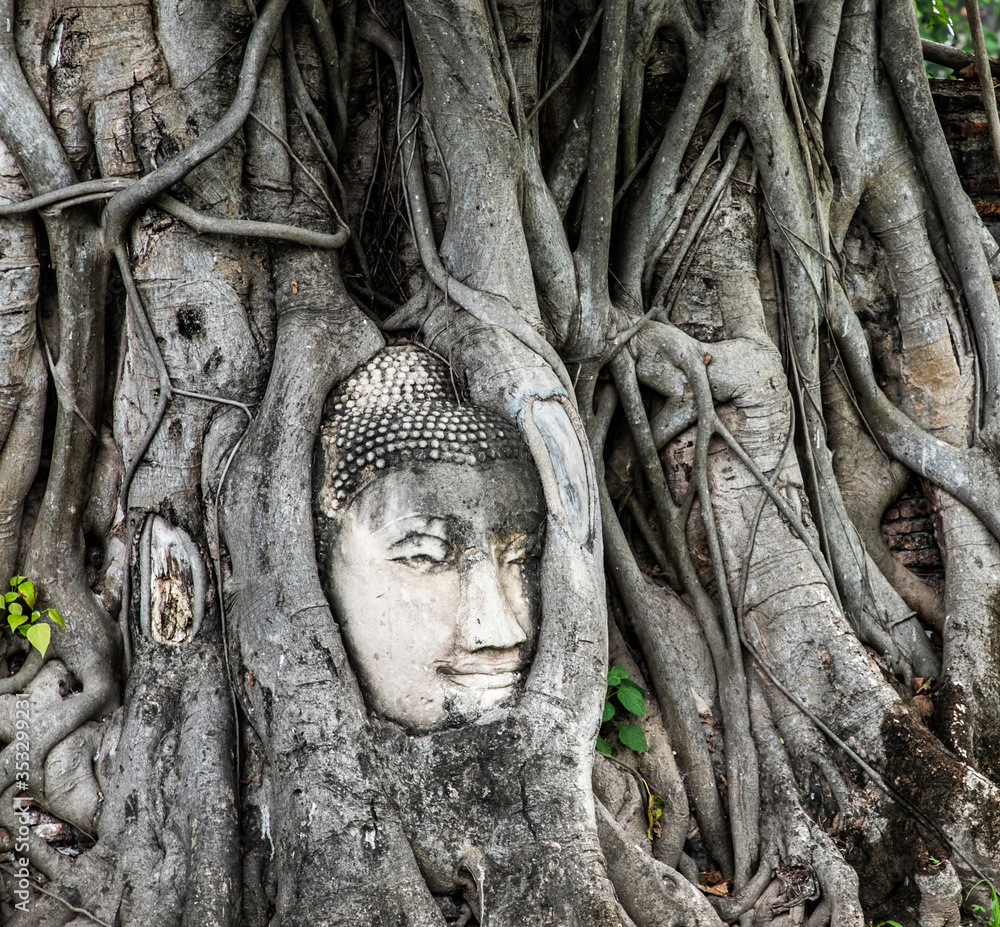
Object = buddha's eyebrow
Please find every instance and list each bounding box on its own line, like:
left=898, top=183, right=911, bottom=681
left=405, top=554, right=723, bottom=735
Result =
left=375, top=515, right=450, bottom=540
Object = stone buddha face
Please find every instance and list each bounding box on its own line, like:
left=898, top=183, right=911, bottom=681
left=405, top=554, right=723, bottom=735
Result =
left=315, top=347, right=545, bottom=732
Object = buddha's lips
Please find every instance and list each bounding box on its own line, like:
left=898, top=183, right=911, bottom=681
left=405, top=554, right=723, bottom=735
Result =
left=440, top=669, right=520, bottom=690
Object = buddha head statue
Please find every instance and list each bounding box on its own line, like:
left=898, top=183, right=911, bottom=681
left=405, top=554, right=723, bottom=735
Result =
left=314, top=345, right=545, bottom=732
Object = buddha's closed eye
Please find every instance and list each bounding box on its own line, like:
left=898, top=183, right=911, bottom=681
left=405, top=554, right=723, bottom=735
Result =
left=390, top=533, right=454, bottom=571
left=500, top=525, right=545, bottom=565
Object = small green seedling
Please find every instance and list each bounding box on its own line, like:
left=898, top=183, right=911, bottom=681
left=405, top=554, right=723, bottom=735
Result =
left=0, top=576, right=63, bottom=658
left=966, top=879, right=1000, bottom=927
left=597, top=666, right=649, bottom=757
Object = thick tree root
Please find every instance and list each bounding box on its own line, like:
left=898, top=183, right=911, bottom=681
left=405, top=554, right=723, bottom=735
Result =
left=596, top=799, right=724, bottom=927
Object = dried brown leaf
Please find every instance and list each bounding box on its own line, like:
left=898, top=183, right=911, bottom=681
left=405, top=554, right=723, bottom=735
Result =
left=698, top=880, right=729, bottom=897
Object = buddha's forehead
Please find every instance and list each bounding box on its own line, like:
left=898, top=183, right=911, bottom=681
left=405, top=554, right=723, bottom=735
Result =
left=349, top=460, right=545, bottom=541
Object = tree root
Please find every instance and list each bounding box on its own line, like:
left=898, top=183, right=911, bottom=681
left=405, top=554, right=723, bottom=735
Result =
left=0, top=650, right=42, bottom=698
left=749, top=677, right=864, bottom=927
left=573, top=0, right=629, bottom=356
left=0, top=662, right=102, bottom=833
left=0, top=179, right=130, bottom=216
left=647, top=124, right=744, bottom=311
left=707, top=852, right=778, bottom=923
left=155, top=193, right=348, bottom=248
left=619, top=49, right=724, bottom=297
left=363, top=16, right=576, bottom=396
left=605, top=618, right=689, bottom=866
left=297, top=0, right=348, bottom=145
left=614, top=332, right=761, bottom=887
left=824, top=364, right=946, bottom=633
left=282, top=19, right=343, bottom=185
left=596, top=799, right=725, bottom=927
left=880, top=0, right=1000, bottom=442
left=528, top=3, right=604, bottom=122
left=101, top=0, right=290, bottom=248
left=0, top=784, right=111, bottom=926
left=746, top=631, right=996, bottom=888
left=106, top=0, right=311, bottom=514
left=964, top=1, right=1000, bottom=187
left=827, top=279, right=1000, bottom=546
left=600, top=475, right=733, bottom=877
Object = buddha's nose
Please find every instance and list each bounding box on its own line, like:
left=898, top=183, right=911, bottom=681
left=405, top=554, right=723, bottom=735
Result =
left=456, top=550, right=528, bottom=652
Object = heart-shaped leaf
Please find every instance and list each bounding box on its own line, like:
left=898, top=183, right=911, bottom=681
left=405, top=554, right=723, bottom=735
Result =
left=17, top=582, right=34, bottom=607
left=25, top=622, right=50, bottom=658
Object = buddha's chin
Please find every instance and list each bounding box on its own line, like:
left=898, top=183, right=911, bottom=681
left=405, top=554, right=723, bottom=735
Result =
left=443, top=673, right=520, bottom=720
left=375, top=673, right=523, bottom=732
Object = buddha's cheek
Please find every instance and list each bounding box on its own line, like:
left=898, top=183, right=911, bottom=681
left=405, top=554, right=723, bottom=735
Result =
left=369, top=568, right=462, bottom=725
left=333, top=556, right=463, bottom=728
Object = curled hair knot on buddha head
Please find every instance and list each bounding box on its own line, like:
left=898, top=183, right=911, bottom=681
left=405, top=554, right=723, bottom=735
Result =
left=315, top=344, right=530, bottom=518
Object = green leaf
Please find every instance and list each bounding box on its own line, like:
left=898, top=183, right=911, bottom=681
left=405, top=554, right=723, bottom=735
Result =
left=616, top=723, right=648, bottom=753
left=602, top=700, right=615, bottom=723
left=7, top=614, right=27, bottom=632
left=595, top=736, right=617, bottom=757
left=17, top=582, right=34, bottom=607
left=616, top=680, right=647, bottom=718
left=8, top=576, right=24, bottom=588
left=25, top=622, right=50, bottom=658
left=607, top=665, right=628, bottom=687
left=30, top=611, right=39, bottom=622
left=8, top=602, right=21, bottom=617
left=5, top=591, right=18, bottom=603
left=47, top=609, right=64, bottom=627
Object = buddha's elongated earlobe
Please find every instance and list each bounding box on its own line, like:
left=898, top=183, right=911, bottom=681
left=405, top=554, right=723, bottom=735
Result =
left=520, top=395, right=597, bottom=549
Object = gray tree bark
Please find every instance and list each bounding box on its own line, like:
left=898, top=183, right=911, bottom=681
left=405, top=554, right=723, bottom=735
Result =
left=0, top=0, right=996, bottom=925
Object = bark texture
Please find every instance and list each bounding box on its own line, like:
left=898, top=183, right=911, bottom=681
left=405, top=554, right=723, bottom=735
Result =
left=0, top=0, right=996, bottom=925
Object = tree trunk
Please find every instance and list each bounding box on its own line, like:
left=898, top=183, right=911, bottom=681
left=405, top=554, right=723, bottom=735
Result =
left=0, top=0, right=996, bottom=924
